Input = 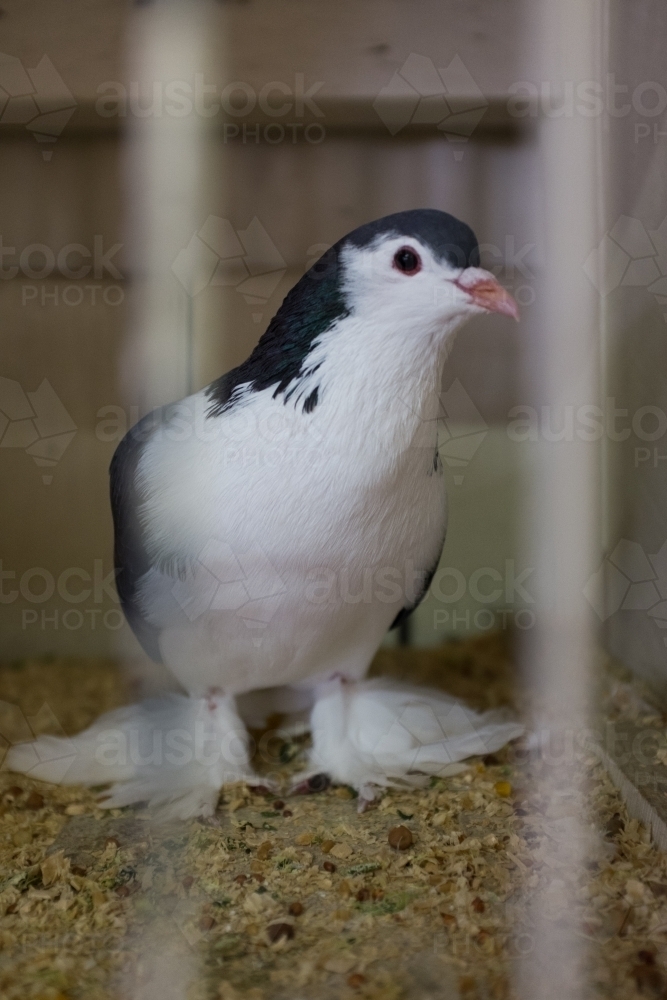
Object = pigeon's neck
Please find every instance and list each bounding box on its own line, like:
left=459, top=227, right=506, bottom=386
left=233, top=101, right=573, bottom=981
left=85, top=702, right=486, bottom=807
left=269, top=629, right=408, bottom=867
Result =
left=310, top=311, right=460, bottom=462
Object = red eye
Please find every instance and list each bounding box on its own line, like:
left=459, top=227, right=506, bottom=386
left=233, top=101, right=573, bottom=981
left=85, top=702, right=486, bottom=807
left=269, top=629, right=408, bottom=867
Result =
left=393, top=246, right=421, bottom=275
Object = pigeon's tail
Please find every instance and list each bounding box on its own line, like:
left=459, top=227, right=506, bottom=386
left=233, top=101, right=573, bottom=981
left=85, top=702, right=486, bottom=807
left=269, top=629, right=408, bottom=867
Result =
left=304, top=677, right=524, bottom=804
left=4, top=694, right=254, bottom=821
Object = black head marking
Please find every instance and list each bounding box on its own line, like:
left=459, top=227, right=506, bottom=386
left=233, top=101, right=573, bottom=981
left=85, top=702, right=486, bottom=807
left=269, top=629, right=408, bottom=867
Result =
left=206, top=243, right=346, bottom=416
left=206, top=209, right=479, bottom=417
left=346, top=209, right=479, bottom=270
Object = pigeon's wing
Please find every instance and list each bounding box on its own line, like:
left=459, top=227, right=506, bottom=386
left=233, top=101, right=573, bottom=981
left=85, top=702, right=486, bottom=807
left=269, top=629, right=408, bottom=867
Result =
left=390, top=533, right=446, bottom=631
left=109, top=408, right=165, bottom=662
left=391, top=444, right=447, bottom=632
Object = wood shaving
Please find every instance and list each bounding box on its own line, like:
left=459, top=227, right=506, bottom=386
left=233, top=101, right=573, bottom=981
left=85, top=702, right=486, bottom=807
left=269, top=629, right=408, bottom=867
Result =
left=0, top=636, right=665, bottom=999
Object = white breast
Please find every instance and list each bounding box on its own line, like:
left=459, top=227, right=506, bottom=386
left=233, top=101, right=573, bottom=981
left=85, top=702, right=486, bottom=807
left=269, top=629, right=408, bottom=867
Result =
left=135, top=314, right=449, bottom=696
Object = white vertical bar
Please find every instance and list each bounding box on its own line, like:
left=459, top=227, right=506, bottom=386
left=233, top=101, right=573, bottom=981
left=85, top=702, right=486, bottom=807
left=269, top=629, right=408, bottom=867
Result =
left=116, top=4, right=215, bottom=996
left=121, top=0, right=214, bottom=411
left=518, top=1, right=603, bottom=997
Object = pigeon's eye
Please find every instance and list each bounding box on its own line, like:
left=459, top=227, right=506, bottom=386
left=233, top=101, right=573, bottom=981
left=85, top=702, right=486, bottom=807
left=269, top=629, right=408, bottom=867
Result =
left=393, top=246, right=421, bottom=275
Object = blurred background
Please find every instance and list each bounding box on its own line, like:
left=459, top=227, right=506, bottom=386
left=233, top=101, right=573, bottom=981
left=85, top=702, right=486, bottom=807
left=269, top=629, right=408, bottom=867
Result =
left=1, top=0, right=666, bottom=696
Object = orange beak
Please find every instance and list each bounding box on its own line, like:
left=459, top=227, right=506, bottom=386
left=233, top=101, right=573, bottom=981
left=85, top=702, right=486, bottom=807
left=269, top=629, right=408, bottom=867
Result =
left=454, top=268, right=520, bottom=321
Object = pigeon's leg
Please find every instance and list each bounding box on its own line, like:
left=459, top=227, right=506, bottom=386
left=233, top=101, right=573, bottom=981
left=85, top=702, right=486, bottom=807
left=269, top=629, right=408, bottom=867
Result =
left=236, top=684, right=314, bottom=735
left=203, top=687, right=280, bottom=796
left=290, top=772, right=331, bottom=796
left=290, top=676, right=524, bottom=811
left=5, top=690, right=261, bottom=821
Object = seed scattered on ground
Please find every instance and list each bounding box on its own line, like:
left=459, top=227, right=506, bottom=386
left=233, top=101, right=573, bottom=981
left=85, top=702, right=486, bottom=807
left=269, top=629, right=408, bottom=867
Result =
left=324, top=953, right=356, bottom=973
left=605, top=812, right=624, bottom=837
left=632, top=964, right=664, bottom=995
left=323, top=861, right=336, bottom=873
left=388, top=825, right=413, bottom=850
left=256, top=840, right=273, bottom=860
left=471, top=896, right=485, bottom=913
left=295, top=832, right=313, bottom=846
left=2, top=636, right=663, bottom=1000
left=321, top=839, right=335, bottom=854
left=282, top=809, right=293, bottom=817
left=494, top=781, right=512, bottom=798
left=25, top=791, right=44, bottom=810
left=288, top=901, right=304, bottom=916
left=66, top=802, right=87, bottom=816
left=273, top=799, right=285, bottom=810
left=267, top=922, right=294, bottom=943
left=329, top=842, right=352, bottom=860
left=198, top=914, right=216, bottom=931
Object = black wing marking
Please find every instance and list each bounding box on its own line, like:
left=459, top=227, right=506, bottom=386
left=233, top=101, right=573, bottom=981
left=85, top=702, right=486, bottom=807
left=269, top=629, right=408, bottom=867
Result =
left=390, top=550, right=444, bottom=632
left=391, top=449, right=446, bottom=631
left=109, top=408, right=165, bottom=662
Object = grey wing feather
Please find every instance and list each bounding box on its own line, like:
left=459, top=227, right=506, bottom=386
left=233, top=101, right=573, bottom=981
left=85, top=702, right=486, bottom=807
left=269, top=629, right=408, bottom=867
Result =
left=390, top=553, right=443, bottom=631
left=391, top=452, right=446, bottom=631
left=109, top=409, right=165, bottom=662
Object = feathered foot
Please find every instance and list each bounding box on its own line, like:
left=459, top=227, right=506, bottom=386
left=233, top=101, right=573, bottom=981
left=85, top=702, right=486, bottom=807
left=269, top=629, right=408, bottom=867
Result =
left=4, top=693, right=255, bottom=820
left=298, top=677, right=524, bottom=810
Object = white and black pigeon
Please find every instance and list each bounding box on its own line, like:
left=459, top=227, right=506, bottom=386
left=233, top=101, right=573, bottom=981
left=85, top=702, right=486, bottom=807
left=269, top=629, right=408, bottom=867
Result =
left=7, top=209, right=523, bottom=817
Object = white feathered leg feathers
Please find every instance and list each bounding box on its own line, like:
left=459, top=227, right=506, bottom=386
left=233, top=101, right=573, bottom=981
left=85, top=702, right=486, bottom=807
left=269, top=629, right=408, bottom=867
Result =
left=5, top=679, right=523, bottom=819
left=303, top=677, right=524, bottom=806
left=4, top=693, right=254, bottom=820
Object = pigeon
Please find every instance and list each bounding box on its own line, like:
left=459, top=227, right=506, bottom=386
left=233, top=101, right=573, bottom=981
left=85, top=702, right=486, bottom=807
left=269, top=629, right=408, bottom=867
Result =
left=6, top=209, right=521, bottom=817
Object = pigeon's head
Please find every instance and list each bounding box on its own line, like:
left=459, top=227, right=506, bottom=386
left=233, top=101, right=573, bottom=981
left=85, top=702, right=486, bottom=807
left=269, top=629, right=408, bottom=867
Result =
left=335, top=209, right=518, bottom=336
left=225, top=209, right=519, bottom=416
